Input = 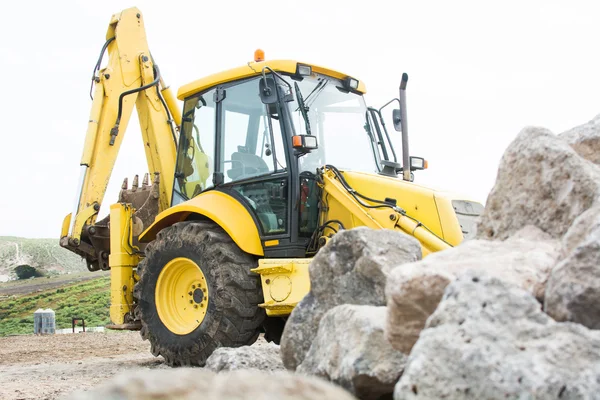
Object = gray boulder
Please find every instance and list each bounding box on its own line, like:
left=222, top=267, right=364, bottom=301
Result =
left=386, top=226, right=558, bottom=353
left=298, top=305, right=406, bottom=400
left=560, top=113, right=600, bottom=165
left=67, top=369, right=358, bottom=400
left=476, top=126, right=600, bottom=241
left=545, top=204, right=600, bottom=329
left=280, top=227, right=421, bottom=370
left=394, top=271, right=600, bottom=400
left=205, top=338, right=284, bottom=372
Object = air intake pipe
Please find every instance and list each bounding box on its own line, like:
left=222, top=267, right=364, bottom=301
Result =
left=399, top=73, right=410, bottom=181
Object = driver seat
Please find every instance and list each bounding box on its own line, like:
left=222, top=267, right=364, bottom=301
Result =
left=227, top=152, right=269, bottom=180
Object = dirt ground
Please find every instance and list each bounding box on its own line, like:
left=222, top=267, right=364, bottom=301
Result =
left=0, top=331, right=166, bottom=400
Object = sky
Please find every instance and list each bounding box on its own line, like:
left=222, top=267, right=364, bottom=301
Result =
left=0, top=0, right=599, bottom=238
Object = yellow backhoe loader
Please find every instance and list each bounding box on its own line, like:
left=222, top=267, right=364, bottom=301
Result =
left=60, top=7, right=484, bottom=366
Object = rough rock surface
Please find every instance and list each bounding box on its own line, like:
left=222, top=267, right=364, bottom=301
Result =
left=298, top=305, right=406, bottom=400
left=545, top=204, right=600, bottom=329
left=280, top=227, right=421, bottom=371
left=67, top=369, right=358, bottom=400
left=476, top=126, right=600, bottom=241
left=560, top=113, right=600, bottom=165
left=205, top=340, right=284, bottom=372
left=385, top=226, right=558, bottom=353
left=394, top=271, right=600, bottom=400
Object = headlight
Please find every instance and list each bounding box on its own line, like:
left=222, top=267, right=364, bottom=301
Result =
left=292, top=135, right=318, bottom=151
left=409, top=156, right=428, bottom=170
left=296, top=64, right=313, bottom=76
left=344, top=77, right=359, bottom=91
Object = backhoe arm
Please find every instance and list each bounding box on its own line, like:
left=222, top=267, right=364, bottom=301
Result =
left=60, top=7, right=180, bottom=271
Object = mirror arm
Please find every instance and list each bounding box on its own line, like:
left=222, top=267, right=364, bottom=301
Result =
left=377, top=109, right=398, bottom=163
left=261, top=66, right=293, bottom=92
left=378, top=97, right=401, bottom=115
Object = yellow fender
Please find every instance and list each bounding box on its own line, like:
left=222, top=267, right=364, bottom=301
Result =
left=139, top=191, right=264, bottom=256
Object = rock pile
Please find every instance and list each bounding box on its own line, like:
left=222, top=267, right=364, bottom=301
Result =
left=205, top=339, right=284, bottom=372
left=388, top=122, right=600, bottom=399
left=297, top=305, right=406, bottom=400
left=67, top=369, right=358, bottom=400
left=395, top=272, right=600, bottom=399
left=72, top=116, right=600, bottom=400
left=385, top=225, right=559, bottom=354
left=285, top=121, right=600, bottom=399
left=544, top=204, right=600, bottom=329
left=475, top=126, right=600, bottom=241
left=280, top=227, right=421, bottom=371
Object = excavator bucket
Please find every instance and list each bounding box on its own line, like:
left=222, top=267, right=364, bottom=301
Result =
left=73, top=173, right=160, bottom=272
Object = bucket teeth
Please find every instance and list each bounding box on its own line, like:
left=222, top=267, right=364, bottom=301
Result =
left=121, top=177, right=128, bottom=190
left=132, top=175, right=139, bottom=191
left=142, top=173, right=149, bottom=187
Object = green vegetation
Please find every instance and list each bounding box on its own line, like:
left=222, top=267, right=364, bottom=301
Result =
left=0, top=276, right=110, bottom=336
left=14, top=264, right=43, bottom=280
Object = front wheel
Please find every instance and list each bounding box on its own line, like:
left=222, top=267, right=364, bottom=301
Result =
left=133, top=220, right=265, bottom=366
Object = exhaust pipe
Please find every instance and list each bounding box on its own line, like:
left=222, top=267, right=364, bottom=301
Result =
left=399, top=73, right=410, bottom=181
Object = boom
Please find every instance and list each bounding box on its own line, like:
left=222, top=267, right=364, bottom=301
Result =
left=60, top=7, right=181, bottom=272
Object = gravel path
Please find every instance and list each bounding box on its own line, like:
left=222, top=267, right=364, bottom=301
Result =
left=0, top=331, right=165, bottom=400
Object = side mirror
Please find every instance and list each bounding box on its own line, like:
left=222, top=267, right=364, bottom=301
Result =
left=259, top=77, right=278, bottom=104
left=392, top=109, right=402, bottom=132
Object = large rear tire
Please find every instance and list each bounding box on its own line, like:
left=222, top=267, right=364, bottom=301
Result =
left=133, top=220, right=265, bottom=366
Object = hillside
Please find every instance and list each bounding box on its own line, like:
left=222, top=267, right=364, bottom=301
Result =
left=0, top=276, right=110, bottom=336
left=0, top=237, right=86, bottom=281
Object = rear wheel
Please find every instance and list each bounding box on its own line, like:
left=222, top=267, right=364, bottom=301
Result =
left=133, top=220, right=265, bottom=366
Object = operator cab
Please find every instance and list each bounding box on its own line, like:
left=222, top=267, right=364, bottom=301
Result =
left=172, top=53, right=397, bottom=257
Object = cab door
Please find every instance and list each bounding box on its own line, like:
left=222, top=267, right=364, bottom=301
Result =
left=213, top=77, right=302, bottom=255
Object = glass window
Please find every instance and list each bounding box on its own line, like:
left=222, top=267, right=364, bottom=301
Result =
left=219, top=78, right=286, bottom=184
left=173, top=89, right=216, bottom=204
left=281, top=75, right=380, bottom=174
left=258, top=114, right=287, bottom=171
left=231, top=179, right=288, bottom=235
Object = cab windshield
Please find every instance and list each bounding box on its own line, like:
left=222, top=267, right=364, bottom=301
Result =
left=172, top=73, right=382, bottom=206
left=283, top=74, right=381, bottom=174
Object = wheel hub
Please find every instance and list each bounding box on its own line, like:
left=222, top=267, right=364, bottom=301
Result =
left=155, top=257, right=209, bottom=335
left=192, top=288, right=204, bottom=304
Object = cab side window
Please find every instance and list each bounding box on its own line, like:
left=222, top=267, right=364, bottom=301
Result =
left=173, top=89, right=216, bottom=204
left=219, top=78, right=286, bottom=184
left=218, top=78, right=289, bottom=235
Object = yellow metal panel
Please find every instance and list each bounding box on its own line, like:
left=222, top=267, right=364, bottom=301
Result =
left=343, top=171, right=445, bottom=237
left=160, top=85, right=182, bottom=127
left=177, top=60, right=366, bottom=100
left=74, top=7, right=177, bottom=222
left=320, top=169, right=452, bottom=256
left=80, top=83, right=104, bottom=165
left=71, top=204, right=98, bottom=241
left=139, top=191, right=264, bottom=256
left=155, top=257, right=208, bottom=335
left=433, top=195, right=464, bottom=246
left=251, top=259, right=311, bottom=317
left=108, top=203, right=139, bottom=325
left=60, top=213, right=72, bottom=238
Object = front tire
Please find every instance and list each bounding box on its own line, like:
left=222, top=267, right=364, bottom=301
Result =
left=133, top=220, right=265, bottom=366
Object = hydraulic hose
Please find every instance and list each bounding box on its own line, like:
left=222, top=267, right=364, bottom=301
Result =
left=89, top=37, right=116, bottom=100
left=109, top=64, right=161, bottom=145
left=323, top=165, right=452, bottom=247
